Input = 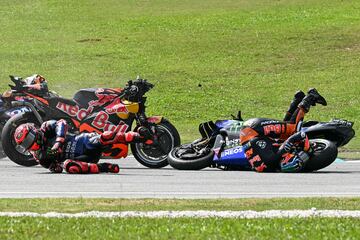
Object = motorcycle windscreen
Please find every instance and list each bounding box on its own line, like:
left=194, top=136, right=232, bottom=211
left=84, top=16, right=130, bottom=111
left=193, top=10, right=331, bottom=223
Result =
left=213, top=146, right=250, bottom=167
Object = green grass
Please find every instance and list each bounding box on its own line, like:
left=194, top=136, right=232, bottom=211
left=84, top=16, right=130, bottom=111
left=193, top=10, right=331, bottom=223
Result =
left=1, top=198, right=360, bottom=239
left=0, top=198, right=359, bottom=213
left=1, top=217, right=360, bottom=240
left=0, top=0, right=359, bottom=148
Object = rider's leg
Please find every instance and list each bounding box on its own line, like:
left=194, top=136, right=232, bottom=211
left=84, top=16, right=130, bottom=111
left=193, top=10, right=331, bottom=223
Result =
left=283, top=90, right=305, bottom=121
left=99, top=127, right=152, bottom=146
left=283, top=88, right=327, bottom=136
left=63, top=159, right=119, bottom=174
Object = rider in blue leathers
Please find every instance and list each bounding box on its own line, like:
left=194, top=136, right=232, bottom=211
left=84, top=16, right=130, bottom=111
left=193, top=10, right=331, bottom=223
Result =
left=14, top=119, right=149, bottom=174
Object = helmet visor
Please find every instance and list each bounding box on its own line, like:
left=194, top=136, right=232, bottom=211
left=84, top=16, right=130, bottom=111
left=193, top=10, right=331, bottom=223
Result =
left=19, top=130, right=37, bottom=150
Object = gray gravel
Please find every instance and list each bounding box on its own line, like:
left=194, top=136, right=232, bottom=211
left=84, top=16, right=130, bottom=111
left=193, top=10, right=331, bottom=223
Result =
left=0, top=156, right=359, bottom=198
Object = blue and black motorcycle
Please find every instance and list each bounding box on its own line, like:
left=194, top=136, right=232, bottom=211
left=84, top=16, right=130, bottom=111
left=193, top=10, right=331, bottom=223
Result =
left=167, top=111, right=355, bottom=172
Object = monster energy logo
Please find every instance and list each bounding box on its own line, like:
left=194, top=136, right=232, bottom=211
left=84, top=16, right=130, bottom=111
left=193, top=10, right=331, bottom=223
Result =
left=228, top=121, right=244, bottom=133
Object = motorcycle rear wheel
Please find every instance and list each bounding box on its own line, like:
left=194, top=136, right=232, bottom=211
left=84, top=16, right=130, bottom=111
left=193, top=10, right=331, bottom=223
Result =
left=1, top=113, right=40, bottom=166
left=131, top=119, right=180, bottom=168
left=303, top=139, right=338, bottom=172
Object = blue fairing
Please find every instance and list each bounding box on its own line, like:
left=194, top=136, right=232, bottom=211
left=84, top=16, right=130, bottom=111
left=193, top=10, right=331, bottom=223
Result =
left=213, top=146, right=250, bottom=168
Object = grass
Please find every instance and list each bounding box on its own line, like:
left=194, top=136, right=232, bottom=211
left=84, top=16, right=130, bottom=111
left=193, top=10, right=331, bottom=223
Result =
left=0, top=198, right=359, bottom=213
left=0, top=0, right=358, bottom=148
left=1, top=217, right=360, bottom=240
left=1, top=198, right=360, bottom=239
left=0, top=198, right=360, bottom=239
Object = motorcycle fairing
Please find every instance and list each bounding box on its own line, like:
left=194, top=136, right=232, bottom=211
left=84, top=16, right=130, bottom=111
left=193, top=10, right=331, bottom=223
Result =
left=215, top=120, right=243, bottom=133
left=147, top=116, right=163, bottom=124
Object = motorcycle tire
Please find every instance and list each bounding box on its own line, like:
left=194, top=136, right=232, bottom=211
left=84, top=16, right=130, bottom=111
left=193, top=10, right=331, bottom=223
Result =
left=0, top=123, right=7, bottom=159
left=1, top=113, right=40, bottom=167
left=167, top=145, right=214, bottom=170
left=131, top=119, right=180, bottom=168
left=303, top=139, right=338, bottom=172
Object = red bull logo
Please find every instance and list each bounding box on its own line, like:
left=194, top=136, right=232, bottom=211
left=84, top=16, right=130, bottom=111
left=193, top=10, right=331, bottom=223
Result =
left=104, top=98, right=128, bottom=115
left=88, top=88, right=119, bottom=107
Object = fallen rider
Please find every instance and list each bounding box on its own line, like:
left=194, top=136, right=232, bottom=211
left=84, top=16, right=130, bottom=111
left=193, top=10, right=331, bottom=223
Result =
left=13, top=119, right=151, bottom=174
left=240, top=88, right=327, bottom=172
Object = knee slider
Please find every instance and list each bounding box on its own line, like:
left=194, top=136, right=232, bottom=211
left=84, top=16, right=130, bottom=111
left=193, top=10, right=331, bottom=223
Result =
left=64, top=159, right=89, bottom=174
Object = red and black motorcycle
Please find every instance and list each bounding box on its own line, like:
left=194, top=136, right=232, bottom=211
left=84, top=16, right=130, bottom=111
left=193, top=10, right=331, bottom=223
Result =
left=1, top=76, right=180, bottom=167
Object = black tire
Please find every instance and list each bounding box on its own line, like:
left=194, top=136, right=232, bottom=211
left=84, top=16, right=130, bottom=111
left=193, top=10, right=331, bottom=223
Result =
left=0, top=123, right=7, bottom=159
left=303, top=139, right=338, bottom=172
left=1, top=113, right=40, bottom=166
left=131, top=119, right=180, bottom=168
left=168, top=144, right=214, bottom=170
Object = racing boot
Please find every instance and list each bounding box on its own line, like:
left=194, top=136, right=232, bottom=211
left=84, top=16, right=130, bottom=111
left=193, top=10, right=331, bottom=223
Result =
left=283, top=90, right=305, bottom=121
left=98, top=163, right=120, bottom=173
left=298, top=88, right=327, bottom=112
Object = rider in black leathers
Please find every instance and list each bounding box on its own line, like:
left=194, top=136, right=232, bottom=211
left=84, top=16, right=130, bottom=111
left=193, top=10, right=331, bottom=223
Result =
left=240, top=88, right=327, bottom=172
left=14, top=119, right=150, bottom=174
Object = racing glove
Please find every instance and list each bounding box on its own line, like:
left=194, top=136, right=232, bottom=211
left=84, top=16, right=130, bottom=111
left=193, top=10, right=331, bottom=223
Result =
left=51, top=137, right=65, bottom=154
left=280, top=132, right=307, bottom=153
left=49, top=162, right=63, bottom=173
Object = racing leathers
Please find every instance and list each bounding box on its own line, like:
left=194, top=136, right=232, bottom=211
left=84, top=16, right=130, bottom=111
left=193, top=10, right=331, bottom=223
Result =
left=29, top=119, right=146, bottom=174
left=240, top=88, right=327, bottom=173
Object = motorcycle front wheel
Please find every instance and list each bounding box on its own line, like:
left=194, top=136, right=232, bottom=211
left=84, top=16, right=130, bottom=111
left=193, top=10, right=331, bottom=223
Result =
left=167, top=143, right=214, bottom=170
left=303, top=139, right=338, bottom=172
left=131, top=119, right=180, bottom=168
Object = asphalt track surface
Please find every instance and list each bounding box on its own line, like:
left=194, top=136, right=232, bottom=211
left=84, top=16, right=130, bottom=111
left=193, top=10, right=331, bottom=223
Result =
left=0, top=156, right=359, bottom=198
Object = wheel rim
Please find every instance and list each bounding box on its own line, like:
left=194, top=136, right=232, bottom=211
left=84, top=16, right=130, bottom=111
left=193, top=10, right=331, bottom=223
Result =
left=312, top=141, right=327, bottom=152
left=175, top=145, right=211, bottom=160
left=134, top=124, right=174, bottom=164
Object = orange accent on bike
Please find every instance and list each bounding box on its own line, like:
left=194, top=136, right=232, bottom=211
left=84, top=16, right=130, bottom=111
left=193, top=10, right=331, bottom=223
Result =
left=101, top=144, right=128, bottom=159
left=71, top=119, right=80, bottom=128
left=240, top=127, right=259, bottom=144
left=147, top=116, right=163, bottom=124
left=79, top=123, right=101, bottom=133
left=304, top=136, right=310, bottom=152
left=25, top=93, right=49, bottom=105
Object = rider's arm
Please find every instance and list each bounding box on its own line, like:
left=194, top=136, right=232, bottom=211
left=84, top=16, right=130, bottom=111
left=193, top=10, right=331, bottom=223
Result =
left=41, top=119, right=68, bottom=149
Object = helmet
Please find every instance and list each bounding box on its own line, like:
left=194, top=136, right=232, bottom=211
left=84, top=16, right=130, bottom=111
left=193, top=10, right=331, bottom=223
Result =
left=14, top=124, right=42, bottom=151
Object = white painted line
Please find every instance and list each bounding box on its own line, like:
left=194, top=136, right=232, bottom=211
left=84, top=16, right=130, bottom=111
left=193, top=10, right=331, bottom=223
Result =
left=1, top=192, right=360, bottom=196
left=0, top=210, right=360, bottom=218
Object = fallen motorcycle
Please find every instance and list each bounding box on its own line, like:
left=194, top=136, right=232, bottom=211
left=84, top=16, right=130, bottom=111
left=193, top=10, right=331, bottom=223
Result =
left=167, top=111, right=355, bottom=172
left=1, top=76, right=180, bottom=167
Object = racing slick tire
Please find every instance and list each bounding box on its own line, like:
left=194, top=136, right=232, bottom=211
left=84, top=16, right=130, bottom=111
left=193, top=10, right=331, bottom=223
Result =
left=1, top=113, right=40, bottom=166
left=131, top=119, right=180, bottom=168
left=303, top=139, right=338, bottom=172
left=168, top=145, right=214, bottom=170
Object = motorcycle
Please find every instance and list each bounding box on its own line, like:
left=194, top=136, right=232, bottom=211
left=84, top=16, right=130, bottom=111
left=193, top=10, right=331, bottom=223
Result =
left=1, top=76, right=180, bottom=167
left=167, top=111, right=355, bottom=172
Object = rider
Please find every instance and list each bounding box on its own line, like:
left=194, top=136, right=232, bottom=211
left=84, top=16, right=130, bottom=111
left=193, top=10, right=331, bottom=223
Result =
left=240, top=88, right=327, bottom=173
left=13, top=119, right=151, bottom=174
left=22, top=74, right=49, bottom=95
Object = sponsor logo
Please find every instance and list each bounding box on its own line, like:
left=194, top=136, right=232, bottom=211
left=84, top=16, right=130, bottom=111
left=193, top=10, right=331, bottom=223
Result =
left=222, top=146, right=243, bottom=157
left=88, top=89, right=118, bottom=107
left=92, top=111, right=128, bottom=133
left=56, top=102, right=94, bottom=121
left=260, top=120, right=280, bottom=126
left=7, top=107, right=31, bottom=117
left=263, top=124, right=282, bottom=135
left=104, top=98, right=128, bottom=115
left=256, top=140, right=267, bottom=149
left=56, top=102, right=129, bottom=133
